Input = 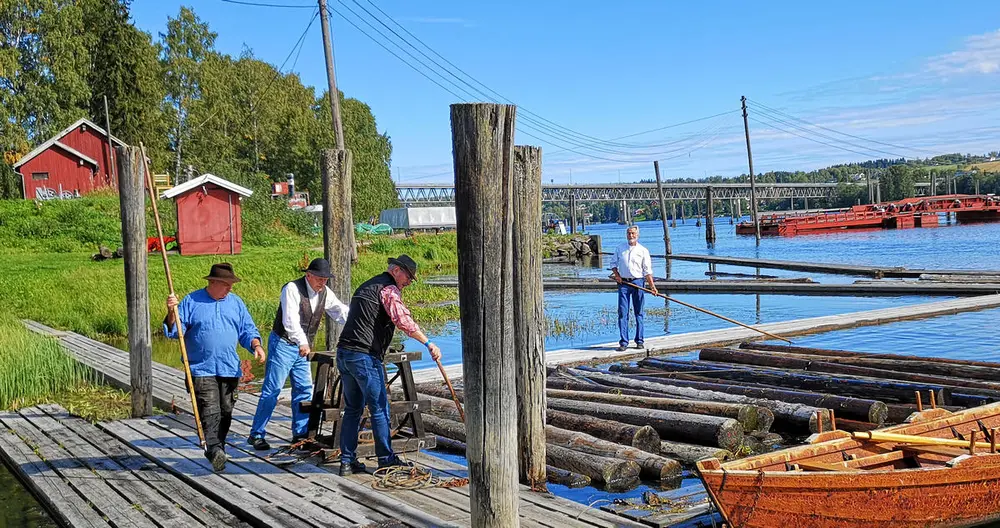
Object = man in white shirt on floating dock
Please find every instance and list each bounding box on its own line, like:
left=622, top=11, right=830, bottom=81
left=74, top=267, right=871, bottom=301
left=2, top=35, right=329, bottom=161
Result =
left=610, top=225, right=657, bottom=352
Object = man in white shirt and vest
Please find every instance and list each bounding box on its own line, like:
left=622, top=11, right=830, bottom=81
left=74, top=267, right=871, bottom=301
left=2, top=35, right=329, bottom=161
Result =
left=248, top=258, right=349, bottom=450
left=610, top=225, right=658, bottom=352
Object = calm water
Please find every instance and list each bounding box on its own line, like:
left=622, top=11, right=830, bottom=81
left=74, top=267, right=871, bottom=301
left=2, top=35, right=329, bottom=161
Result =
left=8, top=216, right=1000, bottom=525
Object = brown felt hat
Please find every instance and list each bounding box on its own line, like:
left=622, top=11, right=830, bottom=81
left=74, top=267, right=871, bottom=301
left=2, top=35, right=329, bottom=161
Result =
left=388, top=254, right=418, bottom=281
left=204, top=262, right=241, bottom=284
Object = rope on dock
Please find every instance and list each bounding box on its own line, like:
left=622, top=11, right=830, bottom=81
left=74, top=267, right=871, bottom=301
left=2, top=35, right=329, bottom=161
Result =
left=370, top=465, right=469, bottom=490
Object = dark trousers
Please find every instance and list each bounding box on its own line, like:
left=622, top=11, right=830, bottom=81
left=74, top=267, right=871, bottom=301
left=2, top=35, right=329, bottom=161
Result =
left=192, top=376, right=239, bottom=454
left=337, top=349, right=394, bottom=465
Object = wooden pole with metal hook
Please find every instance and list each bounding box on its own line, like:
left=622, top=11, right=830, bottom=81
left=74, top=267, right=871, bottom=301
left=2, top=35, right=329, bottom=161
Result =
left=436, top=358, right=465, bottom=422
left=622, top=281, right=792, bottom=343
left=139, top=143, right=206, bottom=447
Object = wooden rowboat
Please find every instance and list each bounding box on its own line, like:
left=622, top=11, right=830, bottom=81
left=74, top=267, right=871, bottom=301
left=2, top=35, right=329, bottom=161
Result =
left=696, top=402, right=1000, bottom=527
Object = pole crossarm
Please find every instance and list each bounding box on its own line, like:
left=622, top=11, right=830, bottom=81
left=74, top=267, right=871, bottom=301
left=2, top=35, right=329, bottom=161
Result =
left=396, top=182, right=932, bottom=205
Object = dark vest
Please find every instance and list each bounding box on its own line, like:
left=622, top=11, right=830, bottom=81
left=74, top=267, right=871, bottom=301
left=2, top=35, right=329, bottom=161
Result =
left=272, top=277, right=326, bottom=348
left=337, top=273, right=397, bottom=360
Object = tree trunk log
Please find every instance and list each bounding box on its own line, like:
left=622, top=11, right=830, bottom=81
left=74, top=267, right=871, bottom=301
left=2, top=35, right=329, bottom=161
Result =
left=545, top=444, right=640, bottom=492
left=320, top=148, right=353, bottom=349
left=546, top=388, right=771, bottom=433
left=659, top=440, right=732, bottom=465
left=547, top=397, right=744, bottom=451
left=568, top=368, right=831, bottom=433
left=544, top=425, right=681, bottom=481
left=452, top=102, right=519, bottom=526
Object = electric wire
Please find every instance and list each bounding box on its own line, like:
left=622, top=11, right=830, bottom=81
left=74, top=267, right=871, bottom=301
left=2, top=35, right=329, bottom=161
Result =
left=749, top=105, right=906, bottom=159
left=220, top=0, right=314, bottom=8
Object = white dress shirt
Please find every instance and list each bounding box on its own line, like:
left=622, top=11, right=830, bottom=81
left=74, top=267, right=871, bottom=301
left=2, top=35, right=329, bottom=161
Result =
left=610, top=242, right=653, bottom=279
left=280, top=281, right=349, bottom=347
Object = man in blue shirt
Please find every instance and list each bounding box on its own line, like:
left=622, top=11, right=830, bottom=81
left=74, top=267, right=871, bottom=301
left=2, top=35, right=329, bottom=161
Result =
left=165, top=263, right=265, bottom=472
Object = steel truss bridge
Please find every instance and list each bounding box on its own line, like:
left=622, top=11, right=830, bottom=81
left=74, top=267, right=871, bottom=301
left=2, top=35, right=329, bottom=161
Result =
left=396, top=182, right=930, bottom=205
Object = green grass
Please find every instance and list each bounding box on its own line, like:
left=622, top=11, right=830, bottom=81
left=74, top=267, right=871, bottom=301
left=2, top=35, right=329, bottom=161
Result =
left=0, top=314, right=96, bottom=411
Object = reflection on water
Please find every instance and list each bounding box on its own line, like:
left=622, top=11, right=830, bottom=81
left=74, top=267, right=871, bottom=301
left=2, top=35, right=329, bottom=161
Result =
left=0, top=463, right=58, bottom=527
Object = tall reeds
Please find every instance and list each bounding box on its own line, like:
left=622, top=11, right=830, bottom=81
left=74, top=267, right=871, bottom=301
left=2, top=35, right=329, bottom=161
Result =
left=0, top=315, right=93, bottom=409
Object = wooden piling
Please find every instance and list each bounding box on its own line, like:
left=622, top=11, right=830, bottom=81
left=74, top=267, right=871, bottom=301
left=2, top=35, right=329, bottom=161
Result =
left=116, top=146, right=152, bottom=417
left=569, top=194, right=577, bottom=234
left=512, top=145, right=546, bottom=489
left=654, top=161, right=672, bottom=254
left=320, top=148, right=353, bottom=349
left=450, top=103, right=520, bottom=526
left=705, top=186, right=716, bottom=244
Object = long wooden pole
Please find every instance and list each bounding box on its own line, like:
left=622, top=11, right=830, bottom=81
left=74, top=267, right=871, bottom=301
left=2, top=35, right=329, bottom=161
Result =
left=139, top=143, right=205, bottom=446
left=118, top=146, right=151, bottom=417
left=741, top=96, right=760, bottom=242
left=436, top=358, right=465, bottom=422
left=622, top=281, right=791, bottom=343
left=653, top=161, right=672, bottom=255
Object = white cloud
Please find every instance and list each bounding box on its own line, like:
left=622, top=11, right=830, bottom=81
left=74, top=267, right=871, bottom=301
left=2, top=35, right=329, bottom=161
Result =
left=926, top=29, right=1000, bottom=76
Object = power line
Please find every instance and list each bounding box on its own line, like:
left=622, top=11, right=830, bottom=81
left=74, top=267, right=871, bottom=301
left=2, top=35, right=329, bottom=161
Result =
left=747, top=98, right=935, bottom=155
left=749, top=104, right=906, bottom=159
left=749, top=115, right=886, bottom=160
left=220, top=0, right=314, bottom=8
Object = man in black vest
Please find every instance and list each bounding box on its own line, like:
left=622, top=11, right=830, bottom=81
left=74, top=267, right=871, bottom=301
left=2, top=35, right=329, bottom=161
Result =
left=337, top=254, right=441, bottom=476
left=248, top=258, right=349, bottom=450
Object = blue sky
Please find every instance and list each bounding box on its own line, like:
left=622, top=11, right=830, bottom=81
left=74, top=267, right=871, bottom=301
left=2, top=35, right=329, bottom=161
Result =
left=131, top=1, right=1000, bottom=184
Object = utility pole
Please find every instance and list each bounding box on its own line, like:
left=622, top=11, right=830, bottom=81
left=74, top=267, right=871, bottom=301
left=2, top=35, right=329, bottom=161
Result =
left=319, top=0, right=345, bottom=149
left=741, top=96, right=760, bottom=243
left=653, top=161, right=672, bottom=255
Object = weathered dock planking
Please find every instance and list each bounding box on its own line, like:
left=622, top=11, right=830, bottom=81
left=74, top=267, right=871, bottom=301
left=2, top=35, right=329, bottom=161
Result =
left=425, top=277, right=1000, bottom=296
left=0, top=404, right=246, bottom=528
left=22, top=321, right=653, bottom=528
left=412, top=294, right=1000, bottom=383
left=657, top=253, right=1000, bottom=278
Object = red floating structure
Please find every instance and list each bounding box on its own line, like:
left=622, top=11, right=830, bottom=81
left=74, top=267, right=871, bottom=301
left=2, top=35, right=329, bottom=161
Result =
left=737, top=194, right=1000, bottom=236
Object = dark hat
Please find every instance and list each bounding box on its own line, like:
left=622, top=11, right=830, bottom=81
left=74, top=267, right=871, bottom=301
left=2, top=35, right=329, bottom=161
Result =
left=204, top=262, right=241, bottom=284
left=303, top=258, right=334, bottom=279
left=388, top=254, right=418, bottom=281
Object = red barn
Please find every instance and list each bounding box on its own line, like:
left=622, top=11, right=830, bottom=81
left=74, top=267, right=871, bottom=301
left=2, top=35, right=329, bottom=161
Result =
left=162, top=173, right=253, bottom=256
left=13, top=118, right=127, bottom=200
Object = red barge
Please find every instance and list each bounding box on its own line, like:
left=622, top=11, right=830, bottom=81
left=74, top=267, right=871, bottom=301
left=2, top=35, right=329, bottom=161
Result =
left=736, top=194, right=1000, bottom=236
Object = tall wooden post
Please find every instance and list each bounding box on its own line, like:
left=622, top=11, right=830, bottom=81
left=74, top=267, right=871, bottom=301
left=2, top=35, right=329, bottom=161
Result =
left=512, top=145, right=546, bottom=490
left=653, top=161, right=672, bottom=255
left=451, top=103, right=520, bottom=526
left=116, top=147, right=152, bottom=417
left=569, top=194, right=577, bottom=234
left=931, top=172, right=937, bottom=196
left=681, top=201, right=686, bottom=224
left=705, top=186, right=716, bottom=245
left=736, top=197, right=742, bottom=219
left=670, top=202, right=677, bottom=228
left=741, top=96, right=761, bottom=242
left=321, top=149, right=353, bottom=349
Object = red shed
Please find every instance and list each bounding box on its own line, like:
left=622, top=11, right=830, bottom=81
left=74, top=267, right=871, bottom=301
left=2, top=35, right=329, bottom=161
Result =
left=13, top=118, right=127, bottom=200
left=161, top=174, right=253, bottom=256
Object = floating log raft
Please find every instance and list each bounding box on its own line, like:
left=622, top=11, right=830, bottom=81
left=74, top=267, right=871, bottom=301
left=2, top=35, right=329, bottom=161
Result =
left=544, top=426, right=681, bottom=482
left=547, top=398, right=744, bottom=451
left=546, top=388, right=771, bottom=433
left=418, top=386, right=661, bottom=453
left=546, top=444, right=641, bottom=492
left=659, top=440, right=733, bottom=465
left=568, top=368, right=831, bottom=433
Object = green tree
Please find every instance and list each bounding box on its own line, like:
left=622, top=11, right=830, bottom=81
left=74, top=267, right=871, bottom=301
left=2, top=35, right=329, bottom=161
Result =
left=160, top=6, right=216, bottom=183
left=80, top=0, right=167, bottom=165
left=879, top=164, right=916, bottom=201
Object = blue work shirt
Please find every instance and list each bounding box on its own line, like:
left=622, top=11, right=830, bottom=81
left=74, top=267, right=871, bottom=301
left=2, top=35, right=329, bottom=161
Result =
left=163, top=288, right=261, bottom=377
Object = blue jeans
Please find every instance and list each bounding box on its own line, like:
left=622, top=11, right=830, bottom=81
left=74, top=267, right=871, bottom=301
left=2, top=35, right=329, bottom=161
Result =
left=618, top=278, right=646, bottom=347
left=337, top=348, right=394, bottom=465
left=250, top=332, right=313, bottom=440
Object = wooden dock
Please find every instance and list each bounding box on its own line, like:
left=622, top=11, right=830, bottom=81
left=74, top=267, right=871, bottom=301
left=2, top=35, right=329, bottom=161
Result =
left=16, top=320, right=670, bottom=528
left=656, top=253, right=1000, bottom=278
left=413, top=294, right=1000, bottom=383
left=425, top=277, right=1000, bottom=296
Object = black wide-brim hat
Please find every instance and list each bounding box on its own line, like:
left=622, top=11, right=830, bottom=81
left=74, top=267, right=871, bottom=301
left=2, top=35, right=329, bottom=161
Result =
left=304, top=258, right=334, bottom=279
left=388, top=254, right=418, bottom=281
left=204, top=262, right=241, bottom=284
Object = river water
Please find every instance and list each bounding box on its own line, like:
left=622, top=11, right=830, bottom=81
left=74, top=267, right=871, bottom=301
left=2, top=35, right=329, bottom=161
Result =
left=5, top=214, right=1000, bottom=525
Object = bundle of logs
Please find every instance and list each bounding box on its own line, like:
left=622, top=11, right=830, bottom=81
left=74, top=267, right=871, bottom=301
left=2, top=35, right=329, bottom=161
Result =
left=414, top=342, right=1000, bottom=492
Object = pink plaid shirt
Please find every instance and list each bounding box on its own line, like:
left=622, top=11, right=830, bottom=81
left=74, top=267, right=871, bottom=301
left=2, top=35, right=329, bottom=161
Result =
left=379, top=285, right=420, bottom=334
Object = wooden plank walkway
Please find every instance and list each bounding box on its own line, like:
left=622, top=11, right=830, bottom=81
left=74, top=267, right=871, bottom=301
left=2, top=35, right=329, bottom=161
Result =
left=412, top=294, right=1000, bottom=383
left=657, top=253, right=1000, bottom=278
left=21, top=321, right=648, bottom=528
left=425, top=277, right=1000, bottom=296
left=0, top=404, right=247, bottom=528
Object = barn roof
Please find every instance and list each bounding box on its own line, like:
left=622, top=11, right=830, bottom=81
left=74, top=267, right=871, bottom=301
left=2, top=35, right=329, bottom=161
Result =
left=13, top=118, right=127, bottom=170
left=162, top=173, right=254, bottom=199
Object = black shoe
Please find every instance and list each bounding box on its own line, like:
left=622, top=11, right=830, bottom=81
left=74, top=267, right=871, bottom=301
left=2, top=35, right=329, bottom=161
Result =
left=615, top=345, right=628, bottom=352
left=378, top=456, right=414, bottom=470
left=207, top=448, right=228, bottom=472
left=248, top=436, right=270, bottom=451
left=339, top=460, right=367, bottom=476
left=635, top=343, right=645, bottom=350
